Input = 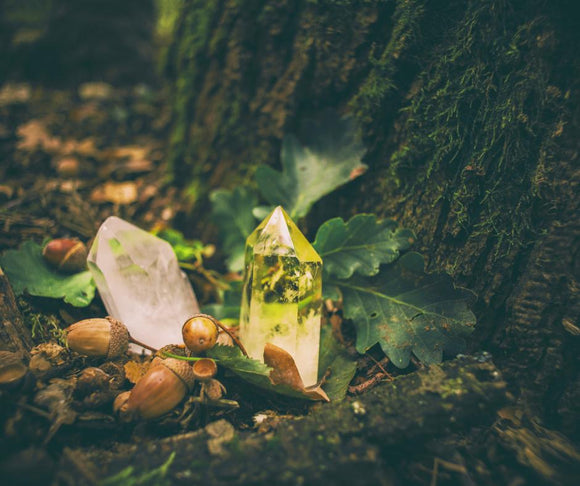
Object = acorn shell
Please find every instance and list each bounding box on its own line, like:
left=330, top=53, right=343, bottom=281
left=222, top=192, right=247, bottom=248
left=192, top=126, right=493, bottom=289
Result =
left=182, top=314, right=219, bottom=354
left=0, top=351, right=28, bottom=386
left=42, top=238, right=88, bottom=273
left=65, top=317, right=128, bottom=359
left=125, top=358, right=195, bottom=420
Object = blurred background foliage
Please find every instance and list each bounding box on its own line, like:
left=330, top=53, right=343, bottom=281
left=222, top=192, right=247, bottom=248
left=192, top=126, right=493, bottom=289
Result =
left=0, top=0, right=183, bottom=85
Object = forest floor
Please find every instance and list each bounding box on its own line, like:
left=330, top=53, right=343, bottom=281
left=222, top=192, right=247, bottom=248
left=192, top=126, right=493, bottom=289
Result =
left=1, top=82, right=580, bottom=486
left=0, top=81, right=390, bottom=483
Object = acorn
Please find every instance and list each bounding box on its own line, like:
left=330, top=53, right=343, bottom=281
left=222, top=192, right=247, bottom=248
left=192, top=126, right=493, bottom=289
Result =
left=124, top=358, right=195, bottom=420
left=0, top=351, right=28, bottom=387
left=192, top=358, right=218, bottom=381
left=65, top=316, right=129, bottom=359
left=113, top=390, right=132, bottom=420
left=42, top=238, right=88, bottom=273
left=182, top=314, right=219, bottom=354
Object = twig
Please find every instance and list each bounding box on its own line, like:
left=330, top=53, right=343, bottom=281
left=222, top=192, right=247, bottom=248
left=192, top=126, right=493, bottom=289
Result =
left=128, top=335, right=159, bottom=354
left=367, top=354, right=393, bottom=379
left=201, top=314, right=248, bottom=357
left=189, top=396, right=240, bottom=409
left=430, top=457, right=468, bottom=486
left=348, top=371, right=392, bottom=395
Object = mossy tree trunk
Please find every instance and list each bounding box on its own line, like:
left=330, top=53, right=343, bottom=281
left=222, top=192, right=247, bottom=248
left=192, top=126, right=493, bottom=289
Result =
left=166, top=0, right=579, bottom=438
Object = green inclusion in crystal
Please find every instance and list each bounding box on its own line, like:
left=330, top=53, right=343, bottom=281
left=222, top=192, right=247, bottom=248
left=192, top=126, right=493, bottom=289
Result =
left=240, top=206, right=323, bottom=386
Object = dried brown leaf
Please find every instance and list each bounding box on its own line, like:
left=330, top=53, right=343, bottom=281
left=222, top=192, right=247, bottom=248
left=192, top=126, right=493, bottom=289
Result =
left=90, top=181, right=138, bottom=205
left=124, top=360, right=151, bottom=384
left=263, top=343, right=329, bottom=402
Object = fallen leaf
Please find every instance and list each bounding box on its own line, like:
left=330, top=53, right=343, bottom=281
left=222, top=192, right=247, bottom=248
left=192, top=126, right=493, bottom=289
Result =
left=17, top=120, right=61, bottom=152
left=0, top=241, right=95, bottom=307
left=207, top=345, right=328, bottom=401
left=78, top=82, right=113, bottom=100
left=264, top=343, right=329, bottom=402
left=124, top=360, right=151, bottom=384
left=90, top=181, right=138, bottom=205
left=55, top=157, right=80, bottom=177
left=0, top=83, right=31, bottom=106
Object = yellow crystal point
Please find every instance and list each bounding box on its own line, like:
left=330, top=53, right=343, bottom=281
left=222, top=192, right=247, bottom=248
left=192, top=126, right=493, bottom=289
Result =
left=240, top=206, right=322, bottom=386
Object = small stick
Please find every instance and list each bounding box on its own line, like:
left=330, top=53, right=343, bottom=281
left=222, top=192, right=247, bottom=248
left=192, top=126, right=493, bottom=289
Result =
left=367, top=354, right=392, bottom=379
left=128, top=335, right=158, bottom=354
left=189, top=396, right=240, bottom=409
left=199, top=314, right=248, bottom=357
left=348, top=371, right=392, bottom=395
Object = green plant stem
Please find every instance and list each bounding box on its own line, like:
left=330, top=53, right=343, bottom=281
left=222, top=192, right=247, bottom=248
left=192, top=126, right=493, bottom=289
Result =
left=161, top=351, right=218, bottom=362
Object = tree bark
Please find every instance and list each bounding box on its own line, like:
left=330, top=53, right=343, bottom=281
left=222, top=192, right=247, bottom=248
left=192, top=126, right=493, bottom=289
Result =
left=0, top=266, right=33, bottom=358
left=166, top=0, right=580, bottom=440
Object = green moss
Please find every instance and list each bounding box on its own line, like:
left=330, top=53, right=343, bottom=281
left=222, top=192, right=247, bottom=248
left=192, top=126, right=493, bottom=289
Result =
left=17, top=297, right=65, bottom=345
left=439, top=377, right=464, bottom=399
left=168, top=0, right=222, bottom=180
left=386, top=0, right=570, bottom=253
left=350, top=0, right=424, bottom=122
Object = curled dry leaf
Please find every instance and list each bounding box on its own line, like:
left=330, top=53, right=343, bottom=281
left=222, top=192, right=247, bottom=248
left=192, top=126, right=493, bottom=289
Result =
left=90, top=181, right=138, bottom=205
left=263, top=343, right=329, bottom=402
left=123, top=360, right=152, bottom=384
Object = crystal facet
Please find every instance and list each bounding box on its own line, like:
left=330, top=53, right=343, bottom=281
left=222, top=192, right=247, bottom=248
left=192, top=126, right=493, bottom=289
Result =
left=240, top=206, right=322, bottom=386
left=87, top=216, right=199, bottom=349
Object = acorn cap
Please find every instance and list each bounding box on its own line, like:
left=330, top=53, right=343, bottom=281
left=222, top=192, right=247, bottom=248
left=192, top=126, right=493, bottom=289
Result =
left=105, top=316, right=129, bottom=359
left=203, top=378, right=226, bottom=401
left=161, top=358, right=196, bottom=391
left=0, top=351, right=28, bottom=386
left=192, top=358, right=218, bottom=382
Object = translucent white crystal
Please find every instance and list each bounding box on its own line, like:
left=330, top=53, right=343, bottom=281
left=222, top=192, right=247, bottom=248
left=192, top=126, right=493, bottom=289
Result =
left=87, top=216, right=199, bottom=349
left=240, top=206, right=322, bottom=386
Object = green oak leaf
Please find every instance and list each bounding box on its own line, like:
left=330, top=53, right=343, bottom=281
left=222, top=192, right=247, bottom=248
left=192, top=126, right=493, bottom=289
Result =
left=202, top=280, right=243, bottom=325
left=0, top=240, right=95, bottom=307
left=208, top=344, right=330, bottom=401
left=208, top=344, right=272, bottom=389
left=207, top=345, right=312, bottom=400
left=318, top=325, right=357, bottom=401
left=314, top=214, right=416, bottom=279
left=255, top=113, right=367, bottom=219
left=334, top=252, right=476, bottom=368
left=210, top=186, right=258, bottom=272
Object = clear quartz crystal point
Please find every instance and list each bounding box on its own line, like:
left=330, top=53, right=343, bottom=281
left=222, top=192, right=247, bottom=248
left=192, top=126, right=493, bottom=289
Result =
left=240, top=206, right=322, bottom=386
left=87, top=216, right=199, bottom=349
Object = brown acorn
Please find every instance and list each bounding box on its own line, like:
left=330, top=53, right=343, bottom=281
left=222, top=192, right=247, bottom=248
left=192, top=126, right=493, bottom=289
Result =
left=125, top=358, right=195, bottom=420
left=182, top=314, right=219, bottom=354
left=192, top=358, right=218, bottom=381
left=113, top=390, right=132, bottom=420
left=65, top=316, right=129, bottom=359
left=0, top=351, right=28, bottom=387
left=42, top=238, right=88, bottom=273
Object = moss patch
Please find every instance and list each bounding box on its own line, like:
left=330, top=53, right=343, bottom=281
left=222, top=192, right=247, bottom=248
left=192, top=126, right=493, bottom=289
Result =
left=386, top=0, right=570, bottom=254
